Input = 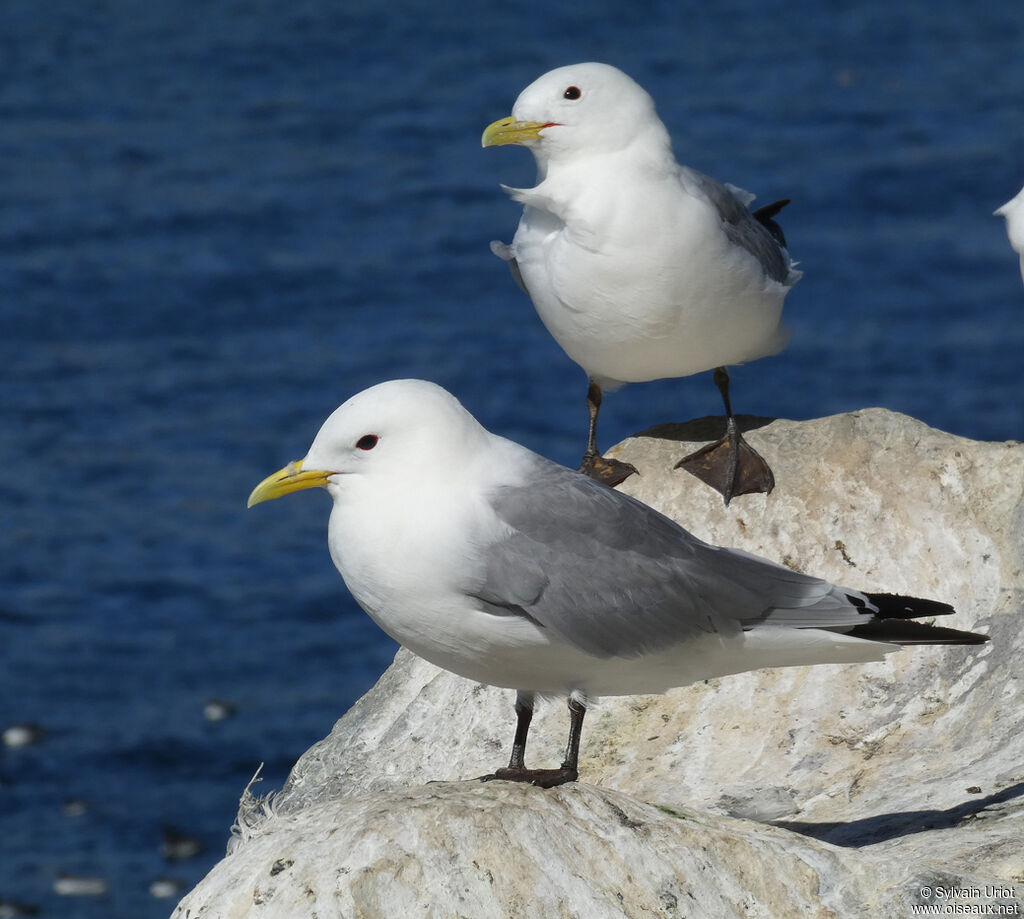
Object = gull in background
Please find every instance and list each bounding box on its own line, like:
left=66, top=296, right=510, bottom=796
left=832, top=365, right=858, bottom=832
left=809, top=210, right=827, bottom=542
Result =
left=483, top=62, right=801, bottom=504
left=249, top=380, right=987, bottom=788
left=995, top=184, right=1024, bottom=285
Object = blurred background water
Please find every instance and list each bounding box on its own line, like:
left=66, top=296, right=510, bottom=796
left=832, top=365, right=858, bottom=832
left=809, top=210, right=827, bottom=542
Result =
left=1, top=0, right=1022, bottom=915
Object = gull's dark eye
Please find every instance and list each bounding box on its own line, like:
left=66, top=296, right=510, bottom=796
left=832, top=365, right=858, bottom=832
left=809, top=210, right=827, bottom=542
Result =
left=356, top=434, right=378, bottom=451
left=563, top=85, right=581, bottom=100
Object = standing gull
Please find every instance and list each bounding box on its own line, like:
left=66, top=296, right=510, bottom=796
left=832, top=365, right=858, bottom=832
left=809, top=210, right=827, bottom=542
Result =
left=483, top=62, right=801, bottom=503
left=248, top=380, right=987, bottom=788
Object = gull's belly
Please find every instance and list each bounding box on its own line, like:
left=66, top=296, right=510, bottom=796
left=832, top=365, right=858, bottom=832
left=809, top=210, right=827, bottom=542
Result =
left=366, top=595, right=739, bottom=696
left=513, top=218, right=790, bottom=386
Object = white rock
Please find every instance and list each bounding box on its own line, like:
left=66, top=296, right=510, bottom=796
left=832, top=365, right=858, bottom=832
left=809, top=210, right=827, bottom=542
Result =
left=174, top=409, right=1024, bottom=918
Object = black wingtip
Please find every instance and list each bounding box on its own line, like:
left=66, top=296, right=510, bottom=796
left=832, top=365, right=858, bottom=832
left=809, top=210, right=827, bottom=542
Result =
left=751, top=198, right=791, bottom=222
left=751, top=198, right=792, bottom=248
left=848, top=619, right=989, bottom=646
left=863, top=592, right=956, bottom=619
left=844, top=593, right=988, bottom=645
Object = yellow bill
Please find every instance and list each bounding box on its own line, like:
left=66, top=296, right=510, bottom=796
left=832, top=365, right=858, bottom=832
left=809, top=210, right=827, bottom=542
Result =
left=481, top=116, right=552, bottom=148
left=247, top=459, right=333, bottom=508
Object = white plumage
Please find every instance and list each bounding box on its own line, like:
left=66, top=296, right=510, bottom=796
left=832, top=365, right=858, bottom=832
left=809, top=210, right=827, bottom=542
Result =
left=995, top=184, right=1024, bottom=284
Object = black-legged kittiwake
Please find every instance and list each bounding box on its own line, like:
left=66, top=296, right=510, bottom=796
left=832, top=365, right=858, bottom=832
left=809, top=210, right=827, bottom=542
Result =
left=248, top=380, right=987, bottom=788
left=483, top=62, right=801, bottom=504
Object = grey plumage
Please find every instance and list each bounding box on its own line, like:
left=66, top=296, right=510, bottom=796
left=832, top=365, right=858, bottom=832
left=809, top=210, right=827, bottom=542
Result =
left=476, top=456, right=982, bottom=659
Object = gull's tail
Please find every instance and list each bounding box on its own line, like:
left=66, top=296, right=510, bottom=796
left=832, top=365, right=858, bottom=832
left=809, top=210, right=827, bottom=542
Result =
left=847, top=593, right=989, bottom=646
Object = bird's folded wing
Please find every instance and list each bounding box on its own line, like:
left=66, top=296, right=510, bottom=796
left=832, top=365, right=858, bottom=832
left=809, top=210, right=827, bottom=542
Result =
left=680, top=166, right=796, bottom=285
left=473, top=457, right=872, bottom=659
left=489, top=240, right=527, bottom=293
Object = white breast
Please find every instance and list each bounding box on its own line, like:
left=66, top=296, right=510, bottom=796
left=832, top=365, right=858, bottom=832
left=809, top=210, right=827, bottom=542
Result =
left=510, top=164, right=791, bottom=386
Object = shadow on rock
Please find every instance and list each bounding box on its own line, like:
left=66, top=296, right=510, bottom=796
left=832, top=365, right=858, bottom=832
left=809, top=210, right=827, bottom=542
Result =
left=773, top=781, right=1024, bottom=847
left=635, top=414, right=777, bottom=443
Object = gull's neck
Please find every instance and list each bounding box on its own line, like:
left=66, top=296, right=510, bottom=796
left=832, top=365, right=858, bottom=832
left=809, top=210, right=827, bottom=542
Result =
left=508, top=125, right=677, bottom=224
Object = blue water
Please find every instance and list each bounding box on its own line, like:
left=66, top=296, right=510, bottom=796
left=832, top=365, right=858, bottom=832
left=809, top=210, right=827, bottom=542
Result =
left=1, top=1, right=1022, bottom=915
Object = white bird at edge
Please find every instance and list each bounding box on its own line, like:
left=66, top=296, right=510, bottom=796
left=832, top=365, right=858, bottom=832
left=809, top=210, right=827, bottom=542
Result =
left=248, top=379, right=987, bottom=788
left=483, top=62, right=801, bottom=504
left=995, top=185, right=1024, bottom=285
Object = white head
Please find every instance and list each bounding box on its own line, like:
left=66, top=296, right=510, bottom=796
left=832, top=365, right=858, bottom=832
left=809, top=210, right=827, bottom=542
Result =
left=482, top=62, right=670, bottom=167
left=247, top=380, right=491, bottom=506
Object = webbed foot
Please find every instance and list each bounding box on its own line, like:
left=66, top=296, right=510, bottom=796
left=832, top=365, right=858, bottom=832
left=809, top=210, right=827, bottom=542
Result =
left=578, top=451, right=638, bottom=487
left=477, top=765, right=579, bottom=788
left=676, top=419, right=774, bottom=505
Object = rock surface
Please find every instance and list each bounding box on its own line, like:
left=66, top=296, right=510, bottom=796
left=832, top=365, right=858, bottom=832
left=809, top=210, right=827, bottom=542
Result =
left=174, top=409, right=1024, bottom=918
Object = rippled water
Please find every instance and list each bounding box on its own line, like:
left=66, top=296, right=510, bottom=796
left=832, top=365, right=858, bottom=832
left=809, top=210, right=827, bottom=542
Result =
left=1, top=1, right=1022, bottom=916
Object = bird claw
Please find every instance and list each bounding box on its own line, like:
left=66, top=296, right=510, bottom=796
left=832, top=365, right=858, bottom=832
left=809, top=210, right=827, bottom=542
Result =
left=578, top=452, right=638, bottom=487
left=477, top=766, right=579, bottom=789
left=676, top=427, right=774, bottom=505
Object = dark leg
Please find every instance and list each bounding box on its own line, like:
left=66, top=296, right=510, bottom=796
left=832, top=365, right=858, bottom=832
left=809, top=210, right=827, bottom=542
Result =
left=675, top=366, right=775, bottom=505
left=478, top=693, right=586, bottom=789
left=507, top=691, right=534, bottom=769
left=714, top=365, right=734, bottom=416
left=577, top=380, right=638, bottom=487
left=558, top=694, right=586, bottom=781
left=585, top=379, right=602, bottom=459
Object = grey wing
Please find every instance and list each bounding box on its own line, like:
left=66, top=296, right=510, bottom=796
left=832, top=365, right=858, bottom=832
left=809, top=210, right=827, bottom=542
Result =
left=474, top=457, right=873, bottom=659
left=489, top=240, right=527, bottom=294
left=681, top=166, right=797, bottom=285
